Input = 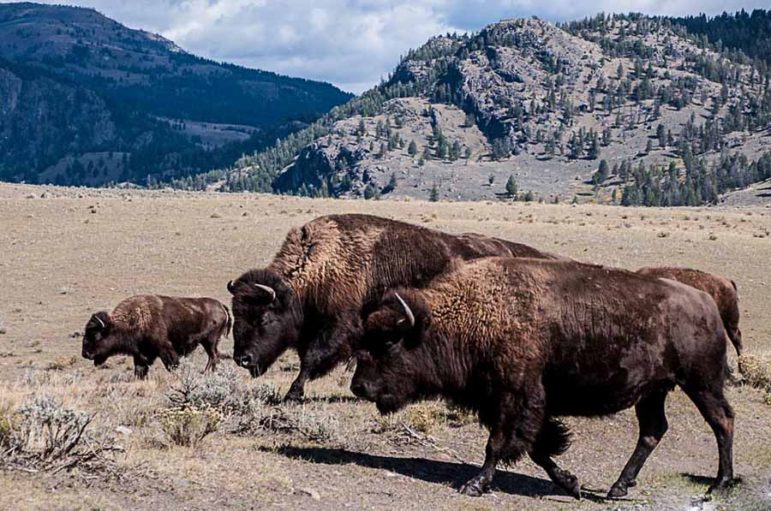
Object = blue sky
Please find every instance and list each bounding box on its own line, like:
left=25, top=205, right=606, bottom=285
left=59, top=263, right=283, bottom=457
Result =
left=4, top=1, right=770, bottom=92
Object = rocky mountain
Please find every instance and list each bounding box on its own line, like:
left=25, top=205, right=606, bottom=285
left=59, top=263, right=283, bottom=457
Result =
left=0, top=2, right=352, bottom=185
left=218, top=13, right=771, bottom=206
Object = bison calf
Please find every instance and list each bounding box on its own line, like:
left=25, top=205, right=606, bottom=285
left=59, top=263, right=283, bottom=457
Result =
left=81, top=295, right=231, bottom=378
left=352, top=258, right=734, bottom=499
left=636, top=266, right=741, bottom=356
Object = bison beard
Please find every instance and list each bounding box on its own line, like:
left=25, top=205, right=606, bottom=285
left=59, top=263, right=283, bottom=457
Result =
left=352, top=258, right=735, bottom=499
left=228, top=214, right=562, bottom=401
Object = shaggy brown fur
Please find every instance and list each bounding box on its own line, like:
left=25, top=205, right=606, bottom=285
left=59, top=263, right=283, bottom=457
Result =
left=352, top=258, right=734, bottom=500
left=637, top=266, right=742, bottom=356
left=81, top=295, right=231, bottom=379
left=228, top=214, right=562, bottom=400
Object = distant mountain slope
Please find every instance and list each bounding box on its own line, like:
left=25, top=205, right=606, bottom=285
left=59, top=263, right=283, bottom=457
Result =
left=0, top=2, right=352, bottom=185
left=213, top=13, right=771, bottom=206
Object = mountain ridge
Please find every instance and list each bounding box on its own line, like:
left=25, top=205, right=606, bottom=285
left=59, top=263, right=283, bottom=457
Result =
left=210, top=12, right=771, bottom=206
left=0, top=2, right=352, bottom=185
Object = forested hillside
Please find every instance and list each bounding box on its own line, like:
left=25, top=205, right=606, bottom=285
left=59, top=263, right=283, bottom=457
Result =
left=0, top=3, right=351, bottom=185
left=199, top=13, right=770, bottom=206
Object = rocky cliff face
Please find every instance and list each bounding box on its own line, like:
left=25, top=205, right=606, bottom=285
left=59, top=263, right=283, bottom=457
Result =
left=261, top=16, right=771, bottom=204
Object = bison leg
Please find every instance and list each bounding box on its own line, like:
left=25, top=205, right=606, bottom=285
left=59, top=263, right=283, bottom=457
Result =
left=286, top=350, right=343, bottom=401
left=285, top=366, right=310, bottom=402
left=461, top=388, right=544, bottom=497
left=608, top=389, right=669, bottom=499
left=459, top=427, right=504, bottom=496
left=529, top=418, right=580, bottom=499
left=285, top=319, right=356, bottom=401
left=133, top=355, right=149, bottom=380
left=201, top=337, right=220, bottom=372
left=683, top=385, right=735, bottom=493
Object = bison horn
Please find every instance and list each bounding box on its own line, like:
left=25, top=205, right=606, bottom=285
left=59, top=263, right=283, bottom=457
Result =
left=93, top=314, right=106, bottom=329
left=394, top=292, right=415, bottom=328
left=227, top=280, right=236, bottom=294
left=253, top=283, right=277, bottom=302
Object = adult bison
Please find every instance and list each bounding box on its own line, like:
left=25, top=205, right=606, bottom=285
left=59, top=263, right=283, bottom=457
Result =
left=636, top=266, right=742, bottom=356
left=351, top=257, right=734, bottom=499
left=227, top=214, right=562, bottom=400
left=81, top=295, right=231, bottom=378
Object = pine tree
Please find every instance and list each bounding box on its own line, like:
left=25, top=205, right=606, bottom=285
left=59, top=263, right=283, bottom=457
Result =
left=657, top=124, right=666, bottom=148
left=505, top=175, right=518, bottom=197
left=594, top=159, right=610, bottom=185
left=363, top=184, right=379, bottom=200
left=429, top=183, right=439, bottom=202
left=408, top=140, right=418, bottom=156
left=587, top=131, right=600, bottom=159
left=383, top=173, right=397, bottom=193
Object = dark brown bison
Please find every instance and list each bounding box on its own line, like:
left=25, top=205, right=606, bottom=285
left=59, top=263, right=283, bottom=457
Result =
left=227, top=214, right=562, bottom=400
left=81, top=295, right=231, bottom=378
left=351, top=257, right=734, bottom=499
left=637, top=266, right=742, bottom=356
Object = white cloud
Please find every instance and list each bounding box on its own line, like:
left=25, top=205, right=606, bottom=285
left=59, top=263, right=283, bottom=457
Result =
left=2, top=1, right=768, bottom=92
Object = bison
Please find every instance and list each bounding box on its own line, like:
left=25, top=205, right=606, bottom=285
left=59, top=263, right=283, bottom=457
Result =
left=351, top=257, right=734, bottom=499
left=636, top=266, right=742, bottom=356
left=227, top=214, right=562, bottom=400
left=81, top=295, right=231, bottom=378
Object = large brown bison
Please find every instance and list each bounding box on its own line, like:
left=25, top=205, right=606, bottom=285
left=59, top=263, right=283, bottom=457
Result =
left=227, top=214, right=562, bottom=400
left=81, top=295, right=231, bottom=378
left=351, top=257, right=734, bottom=499
left=636, top=266, right=742, bottom=356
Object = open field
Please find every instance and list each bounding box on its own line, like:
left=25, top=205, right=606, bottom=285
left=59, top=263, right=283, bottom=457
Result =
left=0, top=183, right=770, bottom=510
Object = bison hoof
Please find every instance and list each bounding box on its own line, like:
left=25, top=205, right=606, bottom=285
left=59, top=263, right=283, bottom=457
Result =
left=459, top=479, right=489, bottom=497
left=559, top=472, right=581, bottom=500
left=707, top=477, right=734, bottom=494
left=284, top=390, right=305, bottom=402
left=607, top=483, right=629, bottom=499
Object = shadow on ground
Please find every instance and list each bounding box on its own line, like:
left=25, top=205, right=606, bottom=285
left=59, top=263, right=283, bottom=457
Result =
left=270, top=445, right=611, bottom=502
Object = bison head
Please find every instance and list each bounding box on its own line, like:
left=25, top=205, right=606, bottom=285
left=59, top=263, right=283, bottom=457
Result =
left=228, top=269, right=301, bottom=378
left=81, top=311, right=114, bottom=365
left=351, top=290, right=432, bottom=414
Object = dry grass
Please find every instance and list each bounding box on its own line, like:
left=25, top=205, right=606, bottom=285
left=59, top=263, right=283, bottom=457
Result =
left=0, top=183, right=770, bottom=510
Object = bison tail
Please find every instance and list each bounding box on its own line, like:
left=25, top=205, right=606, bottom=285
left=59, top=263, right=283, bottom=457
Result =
left=532, top=417, right=573, bottom=459
left=727, top=328, right=743, bottom=357
left=222, top=304, right=233, bottom=339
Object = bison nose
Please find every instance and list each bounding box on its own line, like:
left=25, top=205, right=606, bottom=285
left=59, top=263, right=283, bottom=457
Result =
left=236, top=354, right=253, bottom=368
left=82, top=349, right=93, bottom=360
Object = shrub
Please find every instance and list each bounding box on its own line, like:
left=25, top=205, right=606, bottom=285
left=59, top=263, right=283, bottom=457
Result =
left=13, top=396, right=92, bottom=462
left=161, top=361, right=341, bottom=444
left=255, top=405, right=341, bottom=443
left=739, top=355, right=771, bottom=392
left=165, top=360, right=280, bottom=416
left=0, top=396, right=115, bottom=474
left=157, top=406, right=221, bottom=447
